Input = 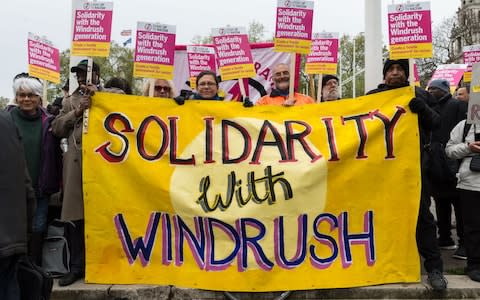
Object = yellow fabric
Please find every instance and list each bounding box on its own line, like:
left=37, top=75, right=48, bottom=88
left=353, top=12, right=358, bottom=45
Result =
left=83, top=86, right=421, bottom=291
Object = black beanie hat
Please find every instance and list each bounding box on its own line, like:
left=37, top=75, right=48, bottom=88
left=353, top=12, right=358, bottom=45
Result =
left=383, top=59, right=409, bottom=79
left=322, top=74, right=339, bottom=88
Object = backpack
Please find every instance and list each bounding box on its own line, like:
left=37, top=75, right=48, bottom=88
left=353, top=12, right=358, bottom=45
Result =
left=42, top=220, right=71, bottom=277
left=17, top=256, right=53, bottom=300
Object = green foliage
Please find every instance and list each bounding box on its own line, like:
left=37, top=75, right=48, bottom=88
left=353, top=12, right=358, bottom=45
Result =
left=191, top=35, right=212, bottom=45
left=339, top=33, right=365, bottom=98
left=0, top=96, right=10, bottom=109
left=248, top=21, right=266, bottom=43
left=57, top=42, right=142, bottom=96
left=416, top=16, right=457, bottom=87
left=94, top=41, right=143, bottom=95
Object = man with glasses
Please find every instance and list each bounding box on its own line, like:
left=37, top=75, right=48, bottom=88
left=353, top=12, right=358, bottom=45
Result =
left=256, top=63, right=314, bottom=106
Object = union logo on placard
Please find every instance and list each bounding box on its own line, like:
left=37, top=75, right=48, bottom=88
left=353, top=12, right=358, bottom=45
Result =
left=83, top=2, right=90, bottom=10
left=285, top=0, right=291, bottom=7
left=396, top=4, right=404, bottom=12
left=145, top=23, right=153, bottom=31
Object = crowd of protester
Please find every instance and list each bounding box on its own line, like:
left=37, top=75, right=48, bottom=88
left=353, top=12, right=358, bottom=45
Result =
left=1, top=56, right=479, bottom=299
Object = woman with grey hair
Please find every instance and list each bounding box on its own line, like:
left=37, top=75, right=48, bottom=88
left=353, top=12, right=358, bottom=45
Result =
left=142, top=78, right=177, bottom=98
left=8, top=76, right=61, bottom=265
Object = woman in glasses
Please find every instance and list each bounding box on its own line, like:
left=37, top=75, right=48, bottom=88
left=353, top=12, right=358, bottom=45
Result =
left=192, top=70, right=224, bottom=101
left=8, top=76, right=61, bottom=265
left=143, top=79, right=177, bottom=98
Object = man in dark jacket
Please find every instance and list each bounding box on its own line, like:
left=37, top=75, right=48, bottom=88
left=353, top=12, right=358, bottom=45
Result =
left=427, top=79, right=468, bottom=259
left=0, top=111, right=36, bottom=299
left=367, top=59, right=447, bottom=291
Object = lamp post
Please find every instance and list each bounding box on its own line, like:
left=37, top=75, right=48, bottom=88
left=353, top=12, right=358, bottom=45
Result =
left=364, top=0, right=383, bottom=92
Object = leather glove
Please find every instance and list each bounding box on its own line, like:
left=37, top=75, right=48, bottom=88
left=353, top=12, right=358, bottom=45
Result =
left=173, top=96, right=185, bottom=105
left=243, top=96, right=254, bottom=108
left=409, top=97, right=426, bottom=113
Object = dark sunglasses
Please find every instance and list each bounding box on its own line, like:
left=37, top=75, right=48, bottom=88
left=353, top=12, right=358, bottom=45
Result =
left=155, top=85, right=171, bottom=92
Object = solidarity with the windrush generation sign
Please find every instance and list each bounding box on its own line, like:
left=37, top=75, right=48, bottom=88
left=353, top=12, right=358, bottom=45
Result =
left=83, top=86, right=421, bottom=291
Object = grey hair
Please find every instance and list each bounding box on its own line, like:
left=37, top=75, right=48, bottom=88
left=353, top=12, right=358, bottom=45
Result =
left=13, top=77, right=43, bottom=100
left=142, top=79, right=178, bottom=98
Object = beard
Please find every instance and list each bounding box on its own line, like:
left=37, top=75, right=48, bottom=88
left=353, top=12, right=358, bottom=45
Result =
left=323, top=89, right=340, bottom=101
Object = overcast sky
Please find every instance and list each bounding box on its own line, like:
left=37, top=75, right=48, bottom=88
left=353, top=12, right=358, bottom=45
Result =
left=0, top=0, right=460, bottom=99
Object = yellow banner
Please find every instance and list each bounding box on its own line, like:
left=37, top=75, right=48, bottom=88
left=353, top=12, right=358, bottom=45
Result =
left=464, top=72, right=472, bottom=83
left=28, top=64, right=60, bottom=84
left=133, top=63, right=174, bottom=80
left=274, top=38, right=312, bottom=54
left=71, top=41, right=111, bottom=57
left=389, top=43, right=432, bottom=60
left=83, top=87, right=421, bottom=291
left=305, top=63, right=338, bottom=75
left=219, top=63, right=256, bottom=81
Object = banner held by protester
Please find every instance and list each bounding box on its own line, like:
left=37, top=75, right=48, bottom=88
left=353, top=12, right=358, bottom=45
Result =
left=174, top=43, right=298, bottom=102
left=83, top=86, right=421, bottom=291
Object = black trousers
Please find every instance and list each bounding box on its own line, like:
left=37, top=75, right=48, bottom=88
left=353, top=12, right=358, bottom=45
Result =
left=66, top=220, right=85, bottom=274
left=0, top=255, right=20, bottom=300
left=459, top=189, right=480, bottom=271
left=434, top=191, right=464, bottom=245
left=417, top=185, right=443, bottom=272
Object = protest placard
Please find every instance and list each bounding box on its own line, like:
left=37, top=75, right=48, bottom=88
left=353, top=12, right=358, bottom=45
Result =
left=274, top=0, right=314, bottom=54
left=212, top=27, right=256, bottom=81
left=28, top=33, right=60, bottom=83
left=468, top=63, right=480, bottom=124
left=388, top=2, right=432, bottom=59
left=463, top=44, right=480, bottom=83
left=429, top=64, right=468, bottom=93
left=71, top=0, right=113, bottom=57
left=305, top=32, right=339, bottom=75
left=413, top=63, right=420, bottom=86
left=187, top=46, right=216, bottom=89
left=134, top=22, right=176, bottom=80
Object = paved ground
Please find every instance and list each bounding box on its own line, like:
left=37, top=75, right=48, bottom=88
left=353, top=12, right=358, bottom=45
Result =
left=51, top=276, right=480, bottom=300
left=50, top=200, right=473, bottom=299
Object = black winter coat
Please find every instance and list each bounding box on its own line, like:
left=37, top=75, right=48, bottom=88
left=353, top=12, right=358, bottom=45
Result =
left=0, top=111, right=36, bottom=258
left=366, top=82, right=441, bottom=147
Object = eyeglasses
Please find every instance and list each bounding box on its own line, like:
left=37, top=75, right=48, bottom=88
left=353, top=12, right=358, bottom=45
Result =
left=273, top=71, right=289, bottom=77
left=16, top=92, right=39, bottom=98
left=155, top=85, right=171, bottom=92
left=198, top=82, right=217, bottom=87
